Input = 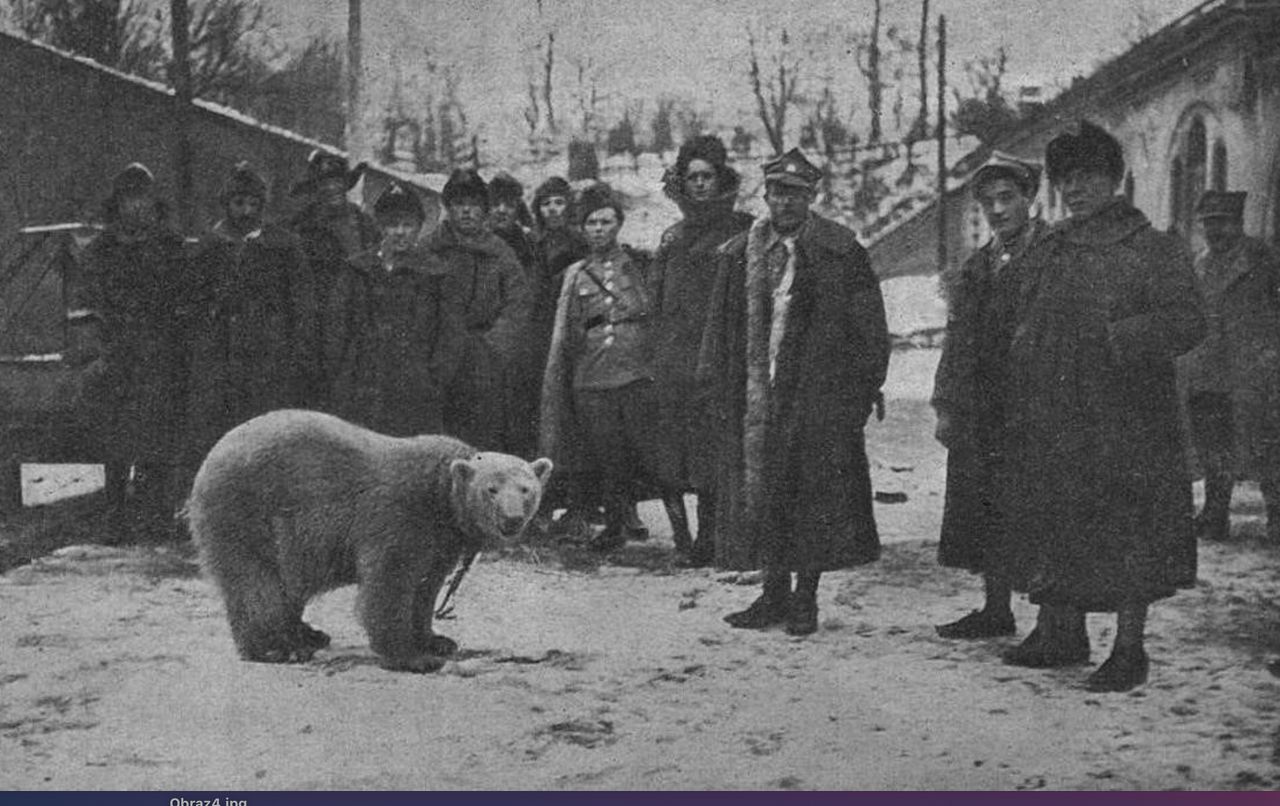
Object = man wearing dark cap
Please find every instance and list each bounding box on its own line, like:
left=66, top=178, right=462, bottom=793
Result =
left=698, top=148, right=890, bottom=636
left=993, top=120, right=1205, bottom=692
left=1179, top=190, right=1280, bottom=543
left=288, top=150, right=378, bottom=406
left=422, top=168, right=531, bottom=450
left=69, top=162, right=199, bottom=542
left=325, top=180, right=458, bottom=437
left=186, top=162, right=317, bottom=474
left=932, top=152, right=1048, bottom=640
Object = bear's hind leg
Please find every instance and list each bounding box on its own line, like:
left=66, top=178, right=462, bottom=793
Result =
left=208, top=537, right=317, bottom=664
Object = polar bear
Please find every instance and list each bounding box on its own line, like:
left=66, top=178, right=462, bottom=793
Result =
left=185, top=409, right=552, bottom=673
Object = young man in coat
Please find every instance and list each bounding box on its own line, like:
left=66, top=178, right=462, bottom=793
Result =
left=187, top=162, right=317, bottom=469
left=932, top=153, right=1048, bottom=639
left=422, top=168, right=532, bottom=451
left=68, top=163, right=199, bottom=542
left=539, top=184, right=678, bottom=551
left=1178, top=190, right=1280, bottom=543
left=325, top=180, right=457, bottom=437
left=994, top=121, right=1205, bottom=691
left=697, top=148, right=890, bottom=636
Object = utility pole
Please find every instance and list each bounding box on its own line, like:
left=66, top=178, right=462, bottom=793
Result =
left=170, top=0, right=194, bottom=233
left=346, top=0, right=365, bottom=167
left=936, top=14, right=947, bottom=275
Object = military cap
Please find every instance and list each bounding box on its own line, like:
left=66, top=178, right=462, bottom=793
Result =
left=111, top=162, right=155, bottom=198
left=290, top=149, right=366, bottom=197
left=442, top=168, right=489, bottom=209
left=373, top=180, right=425, bottom=223
left=1195, top=190, right=1246, bottom=221
left=971, top=151, right=1042, bottom=197
left=220, top=161, right=268, bottom=203
left=1045, top=120, right=1125, bottom=185
left=762, top=148, right=823, bottom=189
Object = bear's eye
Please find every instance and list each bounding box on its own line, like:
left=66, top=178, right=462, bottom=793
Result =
left=487, top=485, right=500, bottom=496
left=518, top=486, right=530, bottom=496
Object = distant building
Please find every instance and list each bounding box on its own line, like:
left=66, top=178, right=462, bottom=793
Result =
left=869, top=0, right=1280, bottom=278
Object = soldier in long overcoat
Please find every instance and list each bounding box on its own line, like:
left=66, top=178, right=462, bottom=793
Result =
left=288, top=150, right=378, bottom=406
left=697, top=149, right=890, bottom=637
left=649, top=135, right=753, bottom=563
left=1177, top=190, right=1280, bottom=542
left=488, top=172, right=542, bottom=459
left=187, top=163, right=316, bottom=468
left=931, top=153, right=1048, bottom=640
left=993, top=121, right=1205, bottom=692
left=326, top=181, right=457, bottom=437
left=422, top=169, right=532, bottom=451
left=70, top=163, right=199, bottom=542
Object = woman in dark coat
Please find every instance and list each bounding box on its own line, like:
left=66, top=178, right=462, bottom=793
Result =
left=994, top=121, right=1206, bottom=692
left=649, top=135, right=754, bottom=563
left=325, top=181, right=457, bottom=437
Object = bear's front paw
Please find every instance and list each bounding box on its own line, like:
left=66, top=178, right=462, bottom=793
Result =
left=424, top=633, right=459, bottom=657
left=380, top=653, right=447, bottom=674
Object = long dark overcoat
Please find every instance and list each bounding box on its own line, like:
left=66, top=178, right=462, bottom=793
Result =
left=994, top=200, right=1206, bottom=610
left=931, top=220, right=1046, bottom=572
left=187, top=222, right=317, bottom=460
left=421, top=223, right=532, bottom=451
left=697, top=215, right=890, bottom=572
left=324, top=247, right=460, bottom=438
left=650, top=181, right=753, bottom=491
left=1177, top=236, right=1280, bottom=479
left=74, top=226, right=198, bottom=469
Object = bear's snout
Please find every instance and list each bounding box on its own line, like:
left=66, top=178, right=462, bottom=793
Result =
left=499, top=514, right=527, bottom=537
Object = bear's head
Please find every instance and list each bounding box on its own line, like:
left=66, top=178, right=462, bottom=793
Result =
left=450, top=453, right=554, bottom=545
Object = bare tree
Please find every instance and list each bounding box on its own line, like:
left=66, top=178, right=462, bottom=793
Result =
left=950, top=46, right=1020, bottom=146
left=746, top=24, right=801, bottom=156
left=856, top=0, right=883, bottom=144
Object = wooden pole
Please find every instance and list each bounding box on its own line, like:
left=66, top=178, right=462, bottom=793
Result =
left=346, top=0, right=365, bottom=167
left=936, top=14, right=947, bottom=275
left=170, top=0, right=193, bottom=233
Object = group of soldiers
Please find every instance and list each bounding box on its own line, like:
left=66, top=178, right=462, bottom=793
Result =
left=930, top=120, right=1280, bottom=692
left=59, top=117, right=1279, bottom=691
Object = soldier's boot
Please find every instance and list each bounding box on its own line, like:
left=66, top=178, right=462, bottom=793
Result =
left=663, top=493, right=693, bottom=555
left=684, top=491, right=716, bottom=567
left=1196, top=473, right=1233, bottom=541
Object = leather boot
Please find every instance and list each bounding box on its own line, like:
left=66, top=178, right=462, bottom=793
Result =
left=1196, top=473, right=1233, bottom=541
left=663, top=493, right=693, bottom=555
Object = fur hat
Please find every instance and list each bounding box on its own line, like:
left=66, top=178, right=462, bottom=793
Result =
left=663, top=135, right=741, bottom=203
left=1045, top=120, right=1125, bottom=185
left=488, top=172, right=525, bottom=205
left=442, top=168, right=489, bottom=209
left=1195, top=190, right=1246, bottom=221
left=532, top=176, right=574, bottom=229
left=290, top=149, right=366, bottom=197
left=111, top=162, right=155, bottom=199
left=373, top=180, right=425, bottom=223
left=575, top=182, right=624, bottom=226
left=220, top=161, right=268, bottom=204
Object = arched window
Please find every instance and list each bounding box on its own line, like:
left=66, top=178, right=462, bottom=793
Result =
left=1212, top=140, right=1228, bottom=191
left=1170, top=116, right=1208, bottom=237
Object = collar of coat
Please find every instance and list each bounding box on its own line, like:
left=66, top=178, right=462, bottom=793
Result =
left=1052, top=198, right=1150, bottom=248
left=1197, top=236, right=1275, bottom=293
left=423, top=221, right=509, bottom=257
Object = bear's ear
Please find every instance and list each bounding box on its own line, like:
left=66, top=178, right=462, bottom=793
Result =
left=450, top=458, right=477, bottom=485
left=530, top=457, right=554, bottom=484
